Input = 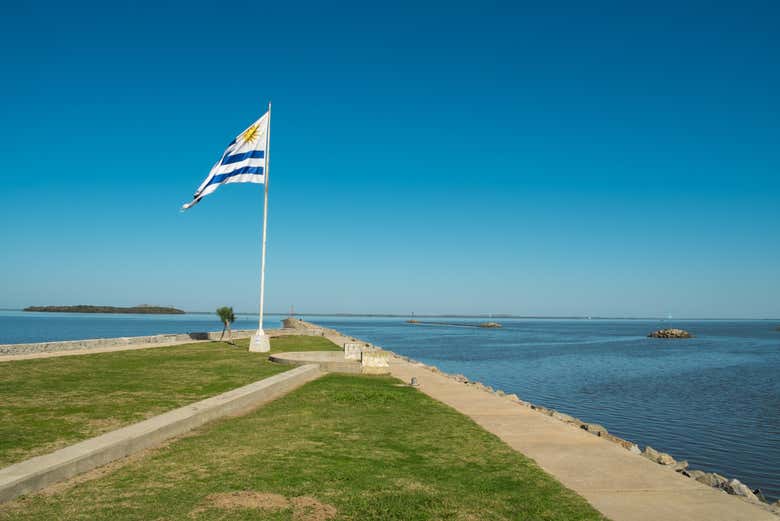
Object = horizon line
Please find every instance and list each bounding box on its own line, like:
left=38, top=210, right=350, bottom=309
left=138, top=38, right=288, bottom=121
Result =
left=4, top=308, right=777, bottom=321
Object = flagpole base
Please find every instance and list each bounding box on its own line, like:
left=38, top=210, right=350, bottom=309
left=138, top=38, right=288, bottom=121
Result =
left=249, top=330, right=271, bottom=353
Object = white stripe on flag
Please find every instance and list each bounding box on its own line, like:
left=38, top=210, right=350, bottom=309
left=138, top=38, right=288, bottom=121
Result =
left=181, top=111, right=268, bottom=210
left=210, top=157, right=265, bottom=176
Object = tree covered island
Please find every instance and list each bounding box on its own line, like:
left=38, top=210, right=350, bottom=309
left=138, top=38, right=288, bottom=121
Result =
left=23, top=305, right=185, bottom=314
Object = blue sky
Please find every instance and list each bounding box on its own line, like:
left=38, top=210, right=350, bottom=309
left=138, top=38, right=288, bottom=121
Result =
left=1, top=1, right=778, bottom=318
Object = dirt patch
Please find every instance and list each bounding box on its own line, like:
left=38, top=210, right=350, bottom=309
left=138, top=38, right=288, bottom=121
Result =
left=290, top=496, right=338, bottom=521
left=205, top=491, right=289, bottom=510
left=192, top=491, right=336, bottom=520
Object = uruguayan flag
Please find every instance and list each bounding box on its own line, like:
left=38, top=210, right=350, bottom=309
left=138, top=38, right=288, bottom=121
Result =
left=182, top=111, right=269, bottom=210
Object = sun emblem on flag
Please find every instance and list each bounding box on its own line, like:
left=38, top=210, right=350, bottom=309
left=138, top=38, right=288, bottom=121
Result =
left=240, top=123, right=261, bottom=144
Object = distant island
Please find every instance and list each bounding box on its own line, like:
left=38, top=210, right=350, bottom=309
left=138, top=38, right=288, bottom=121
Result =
left=24, top=305, right=185, bottom=314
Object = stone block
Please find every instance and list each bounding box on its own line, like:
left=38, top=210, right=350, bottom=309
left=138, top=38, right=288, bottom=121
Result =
left=361, top=350, right=390, bottom=375
left=344, top=343, right=363, bottom=360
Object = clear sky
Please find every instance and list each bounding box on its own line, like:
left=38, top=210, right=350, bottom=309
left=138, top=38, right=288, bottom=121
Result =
left=1, top=1, right=778, bottom=318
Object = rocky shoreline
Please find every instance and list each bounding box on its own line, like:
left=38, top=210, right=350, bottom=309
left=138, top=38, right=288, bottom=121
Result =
left=286, top=318, right=778, bottom=515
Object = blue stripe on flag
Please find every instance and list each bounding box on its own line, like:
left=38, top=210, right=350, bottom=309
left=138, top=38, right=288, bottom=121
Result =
left=221, top=150, right=265, bottom=165
left=206, top=166, right=264, bottom=187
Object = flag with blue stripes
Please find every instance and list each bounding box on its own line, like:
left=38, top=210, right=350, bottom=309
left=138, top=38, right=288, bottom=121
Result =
left=182, top=111, right=268, bottom=210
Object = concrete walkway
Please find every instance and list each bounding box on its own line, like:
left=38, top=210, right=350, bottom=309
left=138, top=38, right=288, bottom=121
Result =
left=387, top=357, right=774, bottom=521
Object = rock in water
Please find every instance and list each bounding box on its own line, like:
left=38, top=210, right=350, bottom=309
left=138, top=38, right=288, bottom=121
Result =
left=642, top=446, right=661, bottom=462
left=641, top=446, right=675, bottom=465
left=695, top=472, right=728, bottom=488
left=582, top=423, right=608, bottom=436
left=723, top=479, right=760, bottom=502
left=552, top=411, right=580, bottom=425
left=656, top=452, right=676, bottom=465
left=648, top=328, right=694, bottom=338
left=602, top=433, right=639, bottom=451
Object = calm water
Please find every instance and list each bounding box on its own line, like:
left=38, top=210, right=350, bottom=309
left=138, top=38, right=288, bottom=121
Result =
left=1, top=312, right=778, bottom=501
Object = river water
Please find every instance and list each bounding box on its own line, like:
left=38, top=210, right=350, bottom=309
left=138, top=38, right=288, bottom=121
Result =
left=1, top=311, right=778, bottom=501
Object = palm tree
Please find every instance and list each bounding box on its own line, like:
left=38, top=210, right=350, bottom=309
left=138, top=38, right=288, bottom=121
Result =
left=216, top=306, right=236, bottom=342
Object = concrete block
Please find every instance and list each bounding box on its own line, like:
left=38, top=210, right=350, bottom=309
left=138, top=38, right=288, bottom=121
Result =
left=344, top=343, right=363, bottom=360
left=361, top=350, right=390, bottom=375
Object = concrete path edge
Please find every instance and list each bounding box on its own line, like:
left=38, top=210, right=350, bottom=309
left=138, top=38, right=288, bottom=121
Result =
left=0, top=363, right=323, bottom=503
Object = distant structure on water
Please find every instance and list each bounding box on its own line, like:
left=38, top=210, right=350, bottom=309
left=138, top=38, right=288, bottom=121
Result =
left=479, top=322, right=502, bottom=328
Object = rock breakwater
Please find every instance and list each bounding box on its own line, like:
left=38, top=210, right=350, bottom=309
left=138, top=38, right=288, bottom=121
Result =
left=648, top=328, right=694, bottom=338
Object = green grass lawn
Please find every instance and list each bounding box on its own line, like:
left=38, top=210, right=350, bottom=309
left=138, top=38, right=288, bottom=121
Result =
left=0, top=335, right=339, bottom=468
left=0, top=374, right=607, bottom=521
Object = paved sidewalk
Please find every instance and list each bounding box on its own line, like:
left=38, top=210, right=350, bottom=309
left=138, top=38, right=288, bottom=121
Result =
left=388, top=357, right=775, bottom=521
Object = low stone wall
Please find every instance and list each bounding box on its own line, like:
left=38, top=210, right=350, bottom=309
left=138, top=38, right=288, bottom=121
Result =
left=0, top=329, right=264, bottom=357
left=0, top=364, right=323, bottom=503
left=0, top=316, right=358, bottom=359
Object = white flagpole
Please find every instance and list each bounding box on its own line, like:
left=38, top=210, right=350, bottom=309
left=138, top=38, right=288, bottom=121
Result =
left=250, top=101, right=272, bottom=352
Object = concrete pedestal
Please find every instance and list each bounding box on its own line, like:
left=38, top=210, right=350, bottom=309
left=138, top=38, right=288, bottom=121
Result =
left=361, top=350, right=390, bottom=375
left=249, top=331, right=271, bottom=353
left=344, top=343, right=363, bottom=360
